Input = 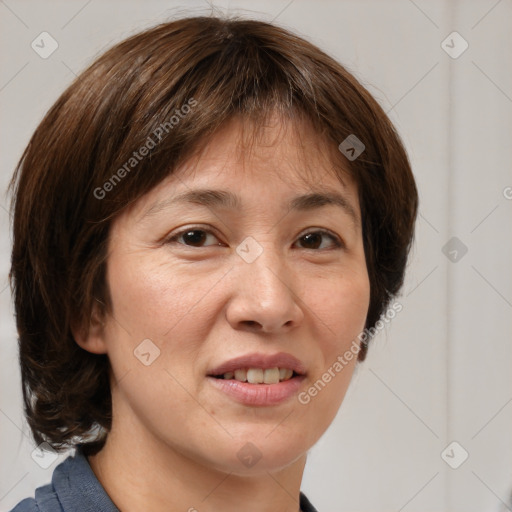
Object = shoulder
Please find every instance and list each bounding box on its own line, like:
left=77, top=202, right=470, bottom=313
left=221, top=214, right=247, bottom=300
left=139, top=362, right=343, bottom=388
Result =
left=9, top=497, right=38, bottom=512
left=8, top=444, right=116, bottom=512
left=8, top=480, right=62, bottom=511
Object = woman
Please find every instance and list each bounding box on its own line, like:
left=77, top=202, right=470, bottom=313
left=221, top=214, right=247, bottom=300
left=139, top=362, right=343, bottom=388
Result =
left=8, top=14, right=418, bottom=512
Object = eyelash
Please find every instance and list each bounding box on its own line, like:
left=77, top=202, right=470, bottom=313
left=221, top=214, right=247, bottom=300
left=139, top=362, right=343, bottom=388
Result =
left=165, top=226, right=344, bottom=251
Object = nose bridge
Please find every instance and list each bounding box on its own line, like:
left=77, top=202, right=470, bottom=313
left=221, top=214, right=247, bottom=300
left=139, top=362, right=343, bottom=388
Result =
left=229, top=235, right=303, bottom=332
left=249, top=244, right=287, bottom=297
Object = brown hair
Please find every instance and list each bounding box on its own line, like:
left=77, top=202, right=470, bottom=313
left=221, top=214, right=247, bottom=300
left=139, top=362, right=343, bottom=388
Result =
left=8, top=15, right=418, bottom=453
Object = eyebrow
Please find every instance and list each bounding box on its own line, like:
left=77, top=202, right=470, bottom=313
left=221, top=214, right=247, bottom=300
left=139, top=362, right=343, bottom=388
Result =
left=142, top=188, right=360, bottom=228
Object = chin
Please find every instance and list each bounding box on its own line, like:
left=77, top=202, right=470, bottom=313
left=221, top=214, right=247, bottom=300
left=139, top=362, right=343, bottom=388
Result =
left=202, top=431, right=311, bottom=476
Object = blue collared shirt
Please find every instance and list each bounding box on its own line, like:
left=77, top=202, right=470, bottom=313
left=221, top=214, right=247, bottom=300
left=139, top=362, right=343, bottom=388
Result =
left=10, top=445, right=318, bottom=511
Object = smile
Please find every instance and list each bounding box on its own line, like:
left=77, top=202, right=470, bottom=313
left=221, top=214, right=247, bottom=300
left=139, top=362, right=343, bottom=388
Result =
left=213, top=367, right=296, bottom=384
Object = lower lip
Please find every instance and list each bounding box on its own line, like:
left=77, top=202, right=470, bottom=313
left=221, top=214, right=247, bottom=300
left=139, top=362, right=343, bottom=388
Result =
left=207, top=376, right=306, bottom=406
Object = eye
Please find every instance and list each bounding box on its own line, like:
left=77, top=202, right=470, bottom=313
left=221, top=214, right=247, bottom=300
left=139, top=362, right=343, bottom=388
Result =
left=294, top=229, right=343, bottom=250
left=166, top=228, right=223, bottom=248
left=165, top=227, right=343, bottom=250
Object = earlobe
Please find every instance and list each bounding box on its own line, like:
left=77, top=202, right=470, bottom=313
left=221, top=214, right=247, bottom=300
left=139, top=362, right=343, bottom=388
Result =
left=71, top=303, right=108, bottom=355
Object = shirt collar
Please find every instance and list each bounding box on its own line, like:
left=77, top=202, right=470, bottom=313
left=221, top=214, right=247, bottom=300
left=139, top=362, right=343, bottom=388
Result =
left=51, top=444, right=119, bottom=512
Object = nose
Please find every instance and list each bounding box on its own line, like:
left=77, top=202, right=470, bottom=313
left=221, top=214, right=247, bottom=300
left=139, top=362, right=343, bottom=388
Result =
left=225, top=243, right=304, bottom=334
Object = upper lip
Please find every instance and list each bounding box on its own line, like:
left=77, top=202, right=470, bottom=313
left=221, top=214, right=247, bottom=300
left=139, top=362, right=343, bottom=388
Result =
left=208, top=352, right=307, bottom=376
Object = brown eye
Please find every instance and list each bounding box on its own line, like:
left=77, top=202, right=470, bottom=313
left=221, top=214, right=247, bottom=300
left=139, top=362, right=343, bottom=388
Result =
left=166, top=227, right=342, bottom=250
left=181, top=230, right=208, bottom=246
left=296, top=230, right=342, bottom=250
left=167, top=229, right=221, bottom=247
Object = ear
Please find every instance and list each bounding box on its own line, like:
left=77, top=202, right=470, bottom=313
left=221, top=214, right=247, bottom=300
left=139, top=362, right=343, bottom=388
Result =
left=71, top=301, right=108, bottom=354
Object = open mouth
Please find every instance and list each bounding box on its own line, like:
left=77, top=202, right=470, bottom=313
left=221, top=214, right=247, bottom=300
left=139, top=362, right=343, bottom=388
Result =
left=210, top=367, right=299, bottom=384
left=207, top=352, right=307, bottom=405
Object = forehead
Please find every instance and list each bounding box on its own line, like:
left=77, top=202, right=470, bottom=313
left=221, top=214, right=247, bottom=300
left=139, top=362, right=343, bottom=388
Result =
left=183, top=113, right=353, bottom=186
left=126, top=113, right=361, bottom=226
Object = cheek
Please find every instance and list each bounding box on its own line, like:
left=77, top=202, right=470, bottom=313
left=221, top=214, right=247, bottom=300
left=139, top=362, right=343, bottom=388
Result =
left=106, top=254, right=212, bottom=340
left=299, top=267, right=369, bottom=412
left=309, top=266, right=371, bottom=350
left=104, top=253, right=229, bottom=391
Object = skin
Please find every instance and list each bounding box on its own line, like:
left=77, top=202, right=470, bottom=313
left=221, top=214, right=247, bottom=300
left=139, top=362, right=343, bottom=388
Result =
left=75, top=114, right=371, bottom=512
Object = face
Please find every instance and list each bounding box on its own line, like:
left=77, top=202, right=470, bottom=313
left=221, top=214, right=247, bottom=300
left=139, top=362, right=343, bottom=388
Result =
left=88, top=115, right=370, bottom=475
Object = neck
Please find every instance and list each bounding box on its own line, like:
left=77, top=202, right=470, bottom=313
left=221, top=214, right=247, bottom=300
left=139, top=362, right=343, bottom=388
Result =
left=86, top=410, right=307, bottom=512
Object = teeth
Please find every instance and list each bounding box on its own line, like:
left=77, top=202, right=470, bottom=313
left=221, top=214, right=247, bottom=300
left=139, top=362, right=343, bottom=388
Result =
left=247, top=368, right=264, bottom=384
left=221, top=367, right=295, bottom=383
left=234, top=369, right=247, bottom=382
left=263, top=368, right=280, bottom=384
left=280, top=368, right=293, bottom=380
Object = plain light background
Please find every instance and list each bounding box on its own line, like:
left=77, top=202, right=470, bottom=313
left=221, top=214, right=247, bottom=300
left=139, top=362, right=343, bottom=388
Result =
left=1, top=1, right=511, bottom=511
